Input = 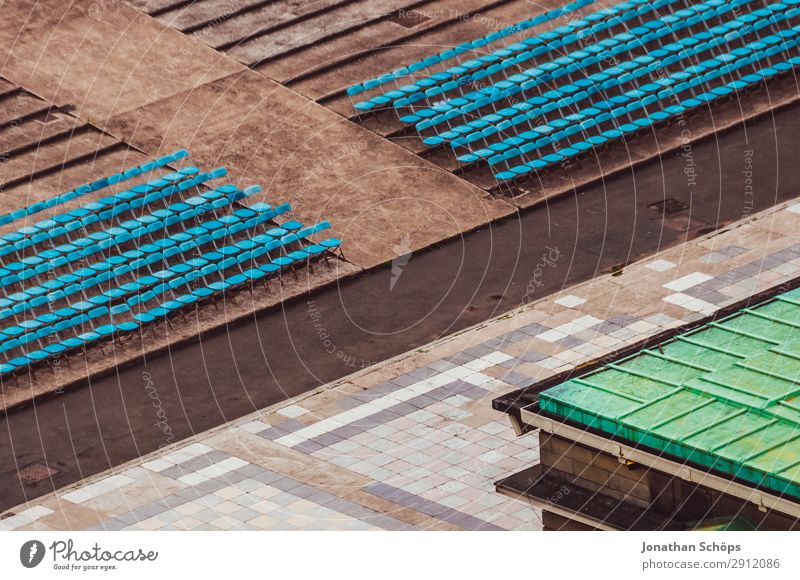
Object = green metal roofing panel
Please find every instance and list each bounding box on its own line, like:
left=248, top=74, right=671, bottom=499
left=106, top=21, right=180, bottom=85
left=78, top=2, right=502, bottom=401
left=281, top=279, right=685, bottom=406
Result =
left=539, top=286, right=800, bottom=499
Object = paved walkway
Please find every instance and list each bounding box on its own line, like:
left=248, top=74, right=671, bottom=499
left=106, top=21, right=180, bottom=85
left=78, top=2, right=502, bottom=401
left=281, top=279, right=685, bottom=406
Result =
left=3, top=198, right=799, bottom=531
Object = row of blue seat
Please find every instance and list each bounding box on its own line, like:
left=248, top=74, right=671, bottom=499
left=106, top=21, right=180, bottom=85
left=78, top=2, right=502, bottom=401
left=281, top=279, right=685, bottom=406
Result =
left=131, top=237, right=342, bottom=326
left=494, top=56, right=800, bottom=180
left=352, top=0, right=674, bottom=110
left=0, top=237, right=342, bottom=375
left=0, top=166, right=226, bottom=258
left=425, top=4, right=799, bottom=148
left=0, top=164, right=202, bottom=248
left=401, top=0, right=760, bottom=129
left=0, top=201, right=291, bottom=322
left=347, top=0, right=595, bottom=98
left=0, top=221, right=333, bottom=355
left=0, top=147, right=343, bottom=377
left=0, top=149, right=188, bottom=227
left=463, top=25, right=800, bottom=165
left=0, top=184, right=259, bottom=288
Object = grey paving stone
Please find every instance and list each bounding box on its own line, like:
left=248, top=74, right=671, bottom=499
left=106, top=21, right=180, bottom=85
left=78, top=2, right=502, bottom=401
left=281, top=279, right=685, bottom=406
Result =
left=305, top=491, right=336, bottom=506
left=269, top=492, right=301, bottom=506
left=179, top=451, right=227, bottom=472
left=463, top=344, right=494, bottom=358
left=293, top=440, right=324, bottom=454
left=231, top=507, right=260, bottom=522
left=234, top=478, right=263, bottom=493
left=252, top=470, right=283, bottom=485
left=115, top=511, right=140, bottom=525
left=427, top=359, right=459, bottom=372
left=270, top=477, right=303, bottom=493
left=195, top=479, right=227, bottom=494
left=444, top=352, right=475, bottom=364
left=95, top=518, right=128, bottom=531
left=369, top=409, right=401, bottom=424
left=519, top=350, right=548, bottom=363
left=159, top=464, right=191, bottom=480
left=270, top=418, right=307, bottom=434
left=155, top=510, right=180, bottom=524
left=719, top=245, right=748, bottom=257
left=498, top=370, right=533, bottom=387
left=481, top=337, right=508, bottom=349
left=426, top=387, right=458, bottom=401
left=174, top=487, right=205, bottom=500
left=760, top=254, right=787, bottom=269
left=335, top=396, right=365, bottom=410
left=387, top=401, right=417, bottom=416
left=192, top=508, right=220, bottom=523
left=234, top=464, right=266, bottom=478
left=644, top=313, right=677, bottom=325
left=130, top=503, right=164, bottom=520
left=695, top=277, right=727, bottom=291
left=556, top=335, right=584, bottom=348
left=699, top=290, right=730, bottom=304
left=592, top=321, right=622, bottom=335
left=193, top=522, right=220, bottom=530
left=406, top=393, right=439, bottom=409
left=515, top=322, right=549, bottom=337
left=498, top=357, right=523, bottom=370
left=501, top=330, right=535, bottom=342
left=219, top=470, right=248, bottom=484
left=609, top=314, right=639, bottom=327
left=389, top=374, right=421, bottom=387
left=326, top=498, right=376, bottom=519
left=308, top=432, right=344, bottom=447
left=365, top=514, right=415, bottom=531
left=408, top=366, right=441, bottom=379
left=459, top=385, right=490, bottom=399
left=255, top=427, right=282, bottom=440
left=331, top=424, right=367, bottom=439
left=734, top=262, right=763, bottom=277
left=153, top=494, right=188, bottom=510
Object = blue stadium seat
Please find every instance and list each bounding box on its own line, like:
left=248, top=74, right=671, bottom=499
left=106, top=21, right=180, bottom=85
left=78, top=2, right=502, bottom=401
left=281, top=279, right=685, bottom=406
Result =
left=494, top=55, right=800, bottom=180
left=0, top=149, right=341, bottom=377
left=407, top=0, right=760, bottom=131
left=0, top=149, right=188, bottom=227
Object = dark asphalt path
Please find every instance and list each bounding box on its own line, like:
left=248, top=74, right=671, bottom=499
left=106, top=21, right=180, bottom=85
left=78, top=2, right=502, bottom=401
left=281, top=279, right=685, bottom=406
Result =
left=2, top=102, right=799, bottom=511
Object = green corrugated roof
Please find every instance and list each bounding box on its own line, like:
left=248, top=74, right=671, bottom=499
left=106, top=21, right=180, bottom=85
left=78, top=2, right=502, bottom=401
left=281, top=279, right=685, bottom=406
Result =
left=540, top=286, right=800, bottom=499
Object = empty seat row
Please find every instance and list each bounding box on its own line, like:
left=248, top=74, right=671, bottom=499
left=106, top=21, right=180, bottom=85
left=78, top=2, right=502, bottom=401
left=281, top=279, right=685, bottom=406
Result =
left=0, top=221, right=332, bottom=355
left=426, top=4, right=799, bottom=148
left=348, top=0, right=799, bottom=183
left=0, top=166, right=226, bottom=258
left=401, top=0, right=760, bottom=129
left=0, top=150, right=342, bottom=379
left=463, top=26, right=800, bottom=166
left=352, top=0, right=675, bottom=110
left=0, top=202, right=292, bottom=323
left=494, top=56, right=800, bottom=180
left=0, top=149, right=188, bottom=227
left=0, top=236, right=342, bottom=376
left=0, top=184, right=259, bottom=288
left=347, top=0, right=595, bottom=99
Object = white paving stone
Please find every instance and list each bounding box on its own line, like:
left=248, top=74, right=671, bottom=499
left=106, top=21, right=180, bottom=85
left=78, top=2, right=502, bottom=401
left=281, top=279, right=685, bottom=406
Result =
left=554, top=294, right=586, bottom=308
left=646, top=259, right=677, bottom=272
left=663, top=272, right=713, bottom=291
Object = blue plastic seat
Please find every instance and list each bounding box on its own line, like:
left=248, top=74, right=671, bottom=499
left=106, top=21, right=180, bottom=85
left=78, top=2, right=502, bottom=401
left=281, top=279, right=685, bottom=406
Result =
left=133, top=312, right=156, bottom=324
